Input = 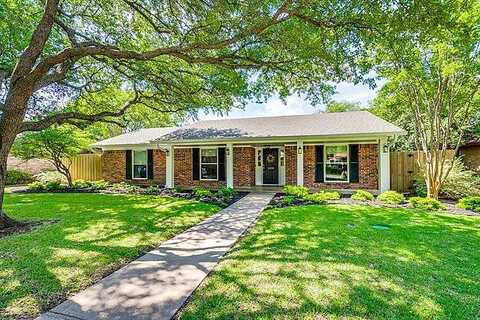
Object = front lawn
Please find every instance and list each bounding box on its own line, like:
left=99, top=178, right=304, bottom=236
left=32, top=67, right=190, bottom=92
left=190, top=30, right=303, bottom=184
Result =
left=0, top=193, right=219, bottom=319
left=180, top=205, right=480, bottom=320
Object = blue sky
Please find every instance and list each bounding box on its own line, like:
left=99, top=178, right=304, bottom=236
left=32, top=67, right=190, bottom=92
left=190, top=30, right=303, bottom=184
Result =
left=198, top=80, right=384, bottom=121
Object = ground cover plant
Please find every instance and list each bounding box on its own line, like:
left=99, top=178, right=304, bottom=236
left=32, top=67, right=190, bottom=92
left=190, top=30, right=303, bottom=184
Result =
left=0, top=193, right=219, bottom=319
left=180, top=204, right=480, bottom=319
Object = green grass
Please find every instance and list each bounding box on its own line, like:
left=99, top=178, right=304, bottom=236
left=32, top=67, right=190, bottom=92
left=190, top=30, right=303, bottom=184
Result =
left=180, top=205, right=480, bottom=320
left=0, top=193, right=219, bottom=319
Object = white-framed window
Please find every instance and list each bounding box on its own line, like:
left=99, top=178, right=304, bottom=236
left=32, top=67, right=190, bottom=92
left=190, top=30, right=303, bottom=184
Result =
left=200, top=148, right=218, bottom=180
left=133, top=150, right=148, bottom=179
left=324, top=145, right=349, bottom=183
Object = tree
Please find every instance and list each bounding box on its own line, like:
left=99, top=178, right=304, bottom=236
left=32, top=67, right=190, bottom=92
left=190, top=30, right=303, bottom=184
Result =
left=0, top=0, right=454, bottom=227
left=324, top=101, right=363, bottom=113
left=11, top=126, right=92, bottom=187
left=373, top=2, right=480, bottom=198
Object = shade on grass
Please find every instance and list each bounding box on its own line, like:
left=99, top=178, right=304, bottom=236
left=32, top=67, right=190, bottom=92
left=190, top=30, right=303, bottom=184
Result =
left=180, top=205, right=480, bottom=320
left=0, top=193, right=218, bottom=319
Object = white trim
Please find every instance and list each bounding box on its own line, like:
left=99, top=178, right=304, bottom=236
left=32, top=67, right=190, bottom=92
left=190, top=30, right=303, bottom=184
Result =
left=379, top=138, right=390, bottom=192
left=199, top=147, right=219, bottom=181
left=226, top=143, right=233, bottom=188
left=296, top=141, right=304, bottom=186
left=324, top=144, right=350, bottom=183
left=132, top=149, right=148, bottom=180
left=166, top=145, right=174, bottom=188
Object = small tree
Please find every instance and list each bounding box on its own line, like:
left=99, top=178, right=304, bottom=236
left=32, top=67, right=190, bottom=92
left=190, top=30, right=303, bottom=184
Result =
left=12, top=126, right=92, bottom=187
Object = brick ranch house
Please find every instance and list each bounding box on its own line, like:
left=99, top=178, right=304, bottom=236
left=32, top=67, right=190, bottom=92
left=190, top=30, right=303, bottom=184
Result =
left=92, top=111, right=405, bottom=192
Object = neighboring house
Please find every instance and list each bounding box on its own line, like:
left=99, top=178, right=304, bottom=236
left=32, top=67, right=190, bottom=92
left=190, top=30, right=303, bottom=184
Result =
left=7, top=156, right=54, bottom=175
left=92, top=111, right=405, bottom=192
left=459, top=141, right=480, bottom=172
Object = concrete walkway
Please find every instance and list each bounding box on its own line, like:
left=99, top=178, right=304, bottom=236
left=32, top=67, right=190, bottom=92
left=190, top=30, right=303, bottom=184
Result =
left=37, top=192, right=274, bottom=320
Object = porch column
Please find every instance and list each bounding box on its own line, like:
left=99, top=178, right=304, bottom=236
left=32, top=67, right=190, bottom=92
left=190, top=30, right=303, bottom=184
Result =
left=165, top=145, right=174, bottom=188
left=296, top=140, right=304, bottom=186
left=379, top=138, right=390, bottom=192
left=226, top=143, right=234, bottom=188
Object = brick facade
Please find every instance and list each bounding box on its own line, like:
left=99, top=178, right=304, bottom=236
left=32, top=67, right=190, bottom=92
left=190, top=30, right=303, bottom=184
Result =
left=174, top=148, right=226, bottom=189
left=233, top=147, right=256, bottom=187
left=101, top=149, right=167, bottom=185
left=285, top=146, right=297, bottom=185
left=302, top=144, right=378, bottom=190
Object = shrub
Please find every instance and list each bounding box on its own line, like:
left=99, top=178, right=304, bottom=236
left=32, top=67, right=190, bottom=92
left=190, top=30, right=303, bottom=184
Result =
left=6, top=170, right=34, bottom=185
left=27, top=181, right=46, bottom=191
left=303, top=193, right=327, bottom=204
left=409, top=197, right=444, bottom=210
left=457, top=196, right=480, bottom=212
left=144, top=186, right=159, bottom=194
left=72, top=179, right=91, bottom=189
left=377, top=190, right=405, bottom=205
left=351, top=189, right=374, bottom=201
left=109, top=182, right=138, bottom=194
left=34, top=171, right=67, bottom=184
left=282, top=195, right=296, bottom=206
left=318, top=190, right=341, bottom=200
left=216, top=187, right=237, bottom=199
left=192, top=187, right=212, bottom=198
left=283, top=185, right=309, bottom=198
left=45, top=181, right=64, bottom=191
left=89, top=180, right=109, bottom=190
left=174, top=186, right=185, bottom=193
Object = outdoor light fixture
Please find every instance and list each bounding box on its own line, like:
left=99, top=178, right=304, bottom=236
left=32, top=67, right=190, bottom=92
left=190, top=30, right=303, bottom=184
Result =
left=225, top=148, right=230, bottom=156
left=164, top=149, right=170, bottom=156
left=297, top=146, right=303, bottom=155
left=383, top=145, right=389, bottom=153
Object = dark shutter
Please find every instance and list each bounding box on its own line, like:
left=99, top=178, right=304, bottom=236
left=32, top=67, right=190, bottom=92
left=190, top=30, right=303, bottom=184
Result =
left=218, top=147, right=226, bottom=181
left=192, top=148, right=200, bottom=180
left=147, top=150, right=154, bottom=180
left=349, top=144, right=359, bottom=183
left=315, top=145, right=324, bottom=183
left=125, top=150, right=132, bottom=180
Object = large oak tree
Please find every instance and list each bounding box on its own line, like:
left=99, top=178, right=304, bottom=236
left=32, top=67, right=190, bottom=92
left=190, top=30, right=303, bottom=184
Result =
left=0, top=0, right=450, bottom=227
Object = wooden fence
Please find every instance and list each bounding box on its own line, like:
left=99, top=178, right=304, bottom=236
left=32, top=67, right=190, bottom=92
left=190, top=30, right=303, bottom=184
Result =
left=68, top=154, right=102, bottom=181
left=390, top=150, right=455, bottom=193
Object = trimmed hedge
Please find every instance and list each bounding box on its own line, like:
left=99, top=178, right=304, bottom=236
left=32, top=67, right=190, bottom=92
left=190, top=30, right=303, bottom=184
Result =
left=351, top=190, right=374, bottom=201
left=377, top=190, right=405, bottom=205
left=409, top=197, right=444, bottom=210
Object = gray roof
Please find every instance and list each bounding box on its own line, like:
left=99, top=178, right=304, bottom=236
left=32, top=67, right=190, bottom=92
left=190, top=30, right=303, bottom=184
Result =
left=91, top=127, right=176, bottom=147
left=156, top=111, right=404, bottom=142
left=93, top=112, right=404, bottom=147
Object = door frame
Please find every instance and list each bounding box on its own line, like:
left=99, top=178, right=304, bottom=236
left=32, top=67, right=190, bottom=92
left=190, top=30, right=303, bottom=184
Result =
left=255, top=146, right=285, bottom=186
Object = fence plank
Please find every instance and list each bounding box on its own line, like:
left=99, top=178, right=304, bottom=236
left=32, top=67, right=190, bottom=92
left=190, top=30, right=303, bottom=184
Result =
left=67, top=154, right=102, bottom=181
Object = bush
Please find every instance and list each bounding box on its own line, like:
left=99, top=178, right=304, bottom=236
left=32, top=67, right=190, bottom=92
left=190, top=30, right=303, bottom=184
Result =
left=6, top=170, right=34, bottom=185
left=216, top=187, right=237, bottom=199
left=283, top=195, right=296, bottom=206
left=89, top=180, right=109, bottom=190
left=409, top=197, right=444, bottom=210
left=377, top=190, right=405, bottom=205
left=303, top=193, right=327, bottom=204
left=283, top=185, right=309, bottom=198
left=72, top=179, right=91, bottom=189
left=174, top=186, right=185, bottom=193
left=45, top=181, right=64, bottom=191
left=351, top=190, right=374, bottom=201
left=318, top=190, right=341, bottom=200
left=144, top=186, right=159, bottom=194
left=109, top=182, right=138, bottom=194
left=34, top=171, right=67, bottom=184
left=27, top=181, right=46, bottom=191
left=457, top=196, right=480, bottom=212
left=192, top=187, right=212, bottom=197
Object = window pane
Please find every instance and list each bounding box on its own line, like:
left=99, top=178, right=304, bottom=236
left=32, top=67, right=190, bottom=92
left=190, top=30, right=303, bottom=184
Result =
left=325, top=163, right=348, bottom=182
left=133, top=165, right=147, bottom=179
left=326, top=145, right=348, bottom=163
left=201, top=164, right=217, bottom=180
left=133, top=150, right=147, bottom=165
left=201, top=148, right=217, bottom=164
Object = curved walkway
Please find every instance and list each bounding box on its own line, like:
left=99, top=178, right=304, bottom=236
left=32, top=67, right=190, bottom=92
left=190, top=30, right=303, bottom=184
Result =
left=37, top=192, right=274, bottom=320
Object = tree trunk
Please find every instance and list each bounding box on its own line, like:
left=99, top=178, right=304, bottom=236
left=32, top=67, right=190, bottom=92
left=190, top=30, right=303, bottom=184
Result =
left=0, top=133, right=19, bottom=229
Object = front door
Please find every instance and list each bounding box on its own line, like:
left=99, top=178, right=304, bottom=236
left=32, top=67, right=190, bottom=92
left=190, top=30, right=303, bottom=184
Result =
left=263, top=148, right=279, bottom=184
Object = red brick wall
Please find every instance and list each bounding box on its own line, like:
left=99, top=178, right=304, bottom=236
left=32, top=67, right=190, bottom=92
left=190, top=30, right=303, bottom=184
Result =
left=174, top=148, right=226, bottom=189
left=102, top=149, right=167, bottom=185
left=233, top=147, right=256, bottom=187
left=302, top=144, right=378, bottom=190
left=285, top=146, right=297, bottom=185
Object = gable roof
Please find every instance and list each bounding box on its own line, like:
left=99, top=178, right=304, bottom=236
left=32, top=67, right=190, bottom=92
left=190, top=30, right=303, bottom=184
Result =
left=91, top=127, right=176, bottom=147
left=92, top=112, right=404, bottom=147
left=155, top=111, right=404, bottom=142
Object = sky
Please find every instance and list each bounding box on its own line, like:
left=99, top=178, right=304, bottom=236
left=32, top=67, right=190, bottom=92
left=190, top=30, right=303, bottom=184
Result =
left=197, top=80, right=384, bottom=121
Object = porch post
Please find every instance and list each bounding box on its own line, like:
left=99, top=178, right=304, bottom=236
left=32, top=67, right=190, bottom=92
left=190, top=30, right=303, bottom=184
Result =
left=165, top=145, right=174, bottom=188
left=379, top=138, right=390, bottom=192
left=226, top=143, right=234, bottom=188
left=296, top=141, right=304, bottom=186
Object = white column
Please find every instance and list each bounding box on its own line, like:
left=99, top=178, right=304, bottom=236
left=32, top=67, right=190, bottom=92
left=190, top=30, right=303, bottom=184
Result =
left=379, top=139, right=390, bottom=192
left=226, top=143, right=234, bottom=188
left=165, top=145, right=174, bottom=188
left=296, top=141, right=304, bottom=186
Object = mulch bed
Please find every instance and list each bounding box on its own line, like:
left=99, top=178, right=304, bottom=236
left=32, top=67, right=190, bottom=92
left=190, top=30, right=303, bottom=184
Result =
left=0, top=220, right=58, bottom=239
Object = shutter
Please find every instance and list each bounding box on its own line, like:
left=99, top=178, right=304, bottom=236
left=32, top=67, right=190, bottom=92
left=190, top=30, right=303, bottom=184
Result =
left=147, top=150, right=154, bottom=180
left=315, top=145, right=324, bottom=182
left=218, top=147, right=226, bottom=181
left=125, top=150, right=132, bottom=180
left=192, top=148, right=200, bottom=180
left=349, top=144, right=359, bottom=183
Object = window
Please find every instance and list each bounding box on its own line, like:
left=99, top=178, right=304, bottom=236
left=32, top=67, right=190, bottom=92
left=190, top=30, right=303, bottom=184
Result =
left=133, top=150, right=147, bottom=179
left=200, top=148, right=218, bottom=180
left=325, top=145, right=348, bottom=182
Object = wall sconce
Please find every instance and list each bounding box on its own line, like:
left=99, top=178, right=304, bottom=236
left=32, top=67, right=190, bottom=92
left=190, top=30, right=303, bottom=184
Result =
left=297, top=146, right=303, bottom=155
left=383, top=145, right=389, bottom=153
left=164, top=148, right=170, bottom=156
